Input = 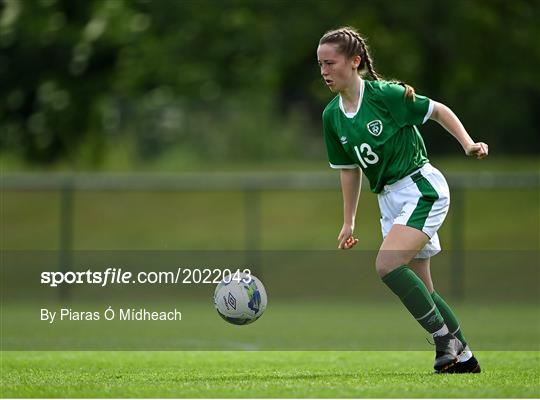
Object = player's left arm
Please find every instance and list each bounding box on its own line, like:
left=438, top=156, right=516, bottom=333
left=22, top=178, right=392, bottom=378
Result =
left=429, top=101, right=489, bottom=159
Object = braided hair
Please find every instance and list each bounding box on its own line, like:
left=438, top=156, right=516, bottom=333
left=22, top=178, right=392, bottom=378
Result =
left=319, top=27, right=415, bottom=100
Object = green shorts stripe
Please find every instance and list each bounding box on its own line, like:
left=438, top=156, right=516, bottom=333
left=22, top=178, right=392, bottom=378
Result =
left=407, top=172, right=439, bottom=232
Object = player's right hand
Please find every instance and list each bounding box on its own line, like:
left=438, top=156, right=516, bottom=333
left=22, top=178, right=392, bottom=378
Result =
left=340, top=236, right=359, bottom=249
left=338, top=224, right=359, bottom=250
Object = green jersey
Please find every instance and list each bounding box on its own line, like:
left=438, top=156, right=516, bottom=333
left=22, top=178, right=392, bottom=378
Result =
left=322, top=80, right=433, bottom=193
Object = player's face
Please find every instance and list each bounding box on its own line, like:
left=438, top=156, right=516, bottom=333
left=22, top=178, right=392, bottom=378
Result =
left=317, top=44, right=359, bottom=93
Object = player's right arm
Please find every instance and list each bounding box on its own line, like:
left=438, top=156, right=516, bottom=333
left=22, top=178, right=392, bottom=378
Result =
left=338, top=168, right=361, bottom=250
left=322, top=106, right=360, bottom=250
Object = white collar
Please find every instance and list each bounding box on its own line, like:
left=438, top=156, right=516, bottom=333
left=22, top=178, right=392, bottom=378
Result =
left=339, top=79, right=365, bottom=119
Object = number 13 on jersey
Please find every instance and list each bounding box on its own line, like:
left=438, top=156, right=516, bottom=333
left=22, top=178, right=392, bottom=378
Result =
left=354, top=143, right=379, bottom=168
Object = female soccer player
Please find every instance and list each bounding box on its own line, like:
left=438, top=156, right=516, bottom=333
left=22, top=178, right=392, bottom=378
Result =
left=317, top=27, right=487, bottom=373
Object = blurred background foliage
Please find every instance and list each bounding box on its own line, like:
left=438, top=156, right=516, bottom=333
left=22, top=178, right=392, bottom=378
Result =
left=1, top=0, right=539, bottom=170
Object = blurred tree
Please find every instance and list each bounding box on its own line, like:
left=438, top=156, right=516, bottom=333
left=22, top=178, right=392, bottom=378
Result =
left=0, top=0, right=538, bottom=167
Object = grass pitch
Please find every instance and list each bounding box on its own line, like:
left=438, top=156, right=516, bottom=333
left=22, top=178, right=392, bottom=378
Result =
left=1, top=351, right=538, bottom=398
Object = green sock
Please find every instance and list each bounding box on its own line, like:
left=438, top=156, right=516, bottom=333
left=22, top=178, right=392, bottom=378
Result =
left=431, top=290, right=467, bottom=346
left=382, top=266, right=445, bottom=334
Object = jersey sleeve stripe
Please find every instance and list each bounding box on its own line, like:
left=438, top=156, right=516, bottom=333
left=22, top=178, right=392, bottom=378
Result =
left=329, top=163, right=359, bottom=169
left=422, top=100, right=434, bottom=124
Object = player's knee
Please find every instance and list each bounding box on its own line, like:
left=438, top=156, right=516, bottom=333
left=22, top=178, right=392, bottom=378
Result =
left=375, top=252, right=406, bottom=278
left=375, top=261, right=394, bottom=278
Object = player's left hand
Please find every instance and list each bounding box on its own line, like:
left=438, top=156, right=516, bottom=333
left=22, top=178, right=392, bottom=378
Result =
left=465, top=142, right=489, bottom=159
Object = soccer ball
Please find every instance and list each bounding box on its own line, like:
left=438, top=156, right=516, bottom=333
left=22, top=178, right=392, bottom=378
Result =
left=214, top=272, right=267, bottom=325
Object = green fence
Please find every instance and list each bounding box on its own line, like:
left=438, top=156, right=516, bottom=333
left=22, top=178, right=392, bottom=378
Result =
left=1, top=171, right=539, bottom=299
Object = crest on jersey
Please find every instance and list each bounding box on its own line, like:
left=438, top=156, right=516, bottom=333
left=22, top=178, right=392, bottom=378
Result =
left=367, top=120, right=383, bottom=136
left=340, top=136, right=348, bottom=144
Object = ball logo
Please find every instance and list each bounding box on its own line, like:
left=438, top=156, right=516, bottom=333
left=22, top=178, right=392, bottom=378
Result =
left=367, top=120, right=383, bottom=136
left=227, top=292, right=237, bottom=310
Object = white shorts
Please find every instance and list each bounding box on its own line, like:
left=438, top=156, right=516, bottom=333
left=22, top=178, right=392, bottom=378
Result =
left=377, top=163, right=450, bottom=259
